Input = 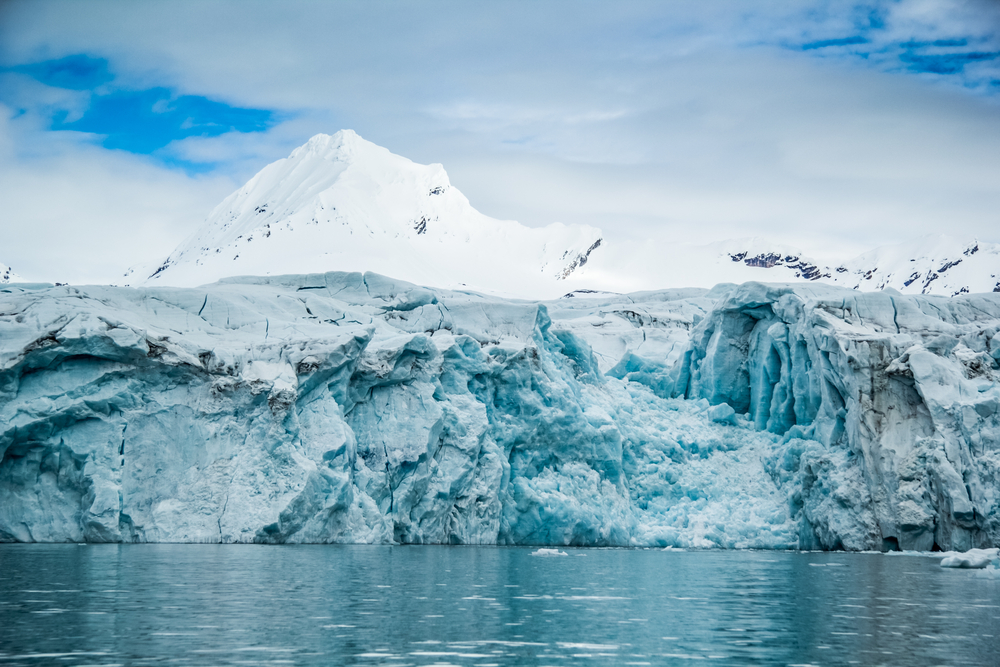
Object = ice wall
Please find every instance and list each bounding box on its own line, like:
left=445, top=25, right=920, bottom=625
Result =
left=673, top=282, right=1000, bottom=551
left=2, top=275, right=998, bottom=550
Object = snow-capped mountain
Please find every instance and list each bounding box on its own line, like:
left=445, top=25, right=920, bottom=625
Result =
left=1, top=262, right=22, bottom=284
left=129, top=130, right=998, bottom=298
left=825, top=235, right=1000, bottom=296
left=709, top=235, right=1000, bottom=296
left=132, top=131, right=602, bottom=298
left=578, top=235, right=999, bottom=297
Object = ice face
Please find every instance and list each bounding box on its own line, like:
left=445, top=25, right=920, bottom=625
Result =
left=674, top=282, right=1000, bottom=551
left=1, top=275, right=998, bottom=550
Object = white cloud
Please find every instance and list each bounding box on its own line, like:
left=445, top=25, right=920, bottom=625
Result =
left=0, top=0, right=998, bottom=284
left=0, top=106, right=234, bottom=283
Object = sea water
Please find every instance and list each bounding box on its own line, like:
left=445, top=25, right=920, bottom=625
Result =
left=0, top=545, right=997, bottom=666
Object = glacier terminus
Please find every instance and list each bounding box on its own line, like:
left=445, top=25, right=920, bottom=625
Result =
left=2, top=273, right=999, bottom=550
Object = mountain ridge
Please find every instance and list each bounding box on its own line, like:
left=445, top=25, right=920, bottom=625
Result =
left=127, top=130, right=1000, bottom=298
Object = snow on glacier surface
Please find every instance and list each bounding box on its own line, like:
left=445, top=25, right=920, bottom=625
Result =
left=2, top=274, right=999, bottom=549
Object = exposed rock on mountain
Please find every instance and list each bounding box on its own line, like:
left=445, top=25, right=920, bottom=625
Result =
left=1, top=262, right=22, bottom=284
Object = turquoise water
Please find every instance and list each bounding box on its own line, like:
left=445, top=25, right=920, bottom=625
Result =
left=0, top=545, right=997, bottom=666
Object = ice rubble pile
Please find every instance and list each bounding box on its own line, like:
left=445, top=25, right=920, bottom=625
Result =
left=1, top=275, right=999, bottom=549
left=673, top=282, right=1000, bottom=551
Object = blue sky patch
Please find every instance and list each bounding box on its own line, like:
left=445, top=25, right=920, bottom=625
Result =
left=787, top=23, right=1000, bottom=96
left=900, top=50, right=1000, bottom=76
left=11, top=54, right=113, bottom=90
left=801, top=36, right=869, bottom=50
left=54, top=87, right=274, bottom=154
left=11, top=53, right=276, bottom=165
left=901, top=39, right=969, bottom=49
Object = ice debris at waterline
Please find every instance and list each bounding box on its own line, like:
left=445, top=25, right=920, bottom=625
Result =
left=531, top=548, right=568, bottom=557
left=1, top=274, right=999, bottom=550
left=939, top=548, right=998, bottom=569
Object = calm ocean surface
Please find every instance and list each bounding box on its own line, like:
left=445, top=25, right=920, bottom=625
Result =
left=0, top=545, right=997, bottom=666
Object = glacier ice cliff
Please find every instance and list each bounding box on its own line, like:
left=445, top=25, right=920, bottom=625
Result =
left=673, top=283, right=1000, bottom=551
left=1, top=275, right=998, bottom=550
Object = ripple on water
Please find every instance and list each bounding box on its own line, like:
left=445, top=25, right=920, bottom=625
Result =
left=0, top=546, right=998, bottom=666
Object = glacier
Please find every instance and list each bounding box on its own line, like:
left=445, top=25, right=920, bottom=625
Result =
left=673, top=283, right=1000, bottom=551
left=1, top=274, right=999, bottom=550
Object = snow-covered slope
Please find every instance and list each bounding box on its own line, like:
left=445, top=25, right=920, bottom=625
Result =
left=1, top=262, right=22, bottom=284
left=133, top=131, right=602, bottom=298
left=128, top=132, right=997, bottom=299
left=3, top=274, right=998, bottom=549
left=580, top=235, right=1000, bottom=297
left=573, top=237, right=831, bottom=295
left=825, top=235, right=1000, bottom=296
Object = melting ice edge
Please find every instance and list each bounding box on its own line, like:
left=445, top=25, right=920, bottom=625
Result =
left=2, top=273, right=999, bottom=551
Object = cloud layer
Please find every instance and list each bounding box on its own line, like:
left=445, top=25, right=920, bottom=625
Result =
left=1, top=0, right=998, bottom=283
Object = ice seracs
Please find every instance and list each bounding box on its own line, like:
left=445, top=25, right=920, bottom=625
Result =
left=673, top=282, right=1000, bottom=550
left=135, top=130, right=603, bottom=299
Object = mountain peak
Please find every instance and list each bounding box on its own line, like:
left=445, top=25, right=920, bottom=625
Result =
left=292, top=129, right=382, bottom=162
left=134, top=132, right=604, bottom=297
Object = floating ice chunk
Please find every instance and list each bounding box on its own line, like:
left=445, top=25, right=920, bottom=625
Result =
left=530, top=548, right=568, bottom=557
left=975, top=565, right=1000, bottom=579
left=940, top=548, right=998, bottom=569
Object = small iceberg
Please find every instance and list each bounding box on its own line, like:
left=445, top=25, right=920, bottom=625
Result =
left=939, top=548, right=999, bottom=569
left=531, top=548, right=568, bottom=557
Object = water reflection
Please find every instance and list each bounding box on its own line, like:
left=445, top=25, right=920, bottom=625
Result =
left=0, top=545, right=997, bottom=666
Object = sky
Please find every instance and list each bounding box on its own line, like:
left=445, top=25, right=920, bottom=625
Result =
left=1, top=0, right=999, bottom=284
